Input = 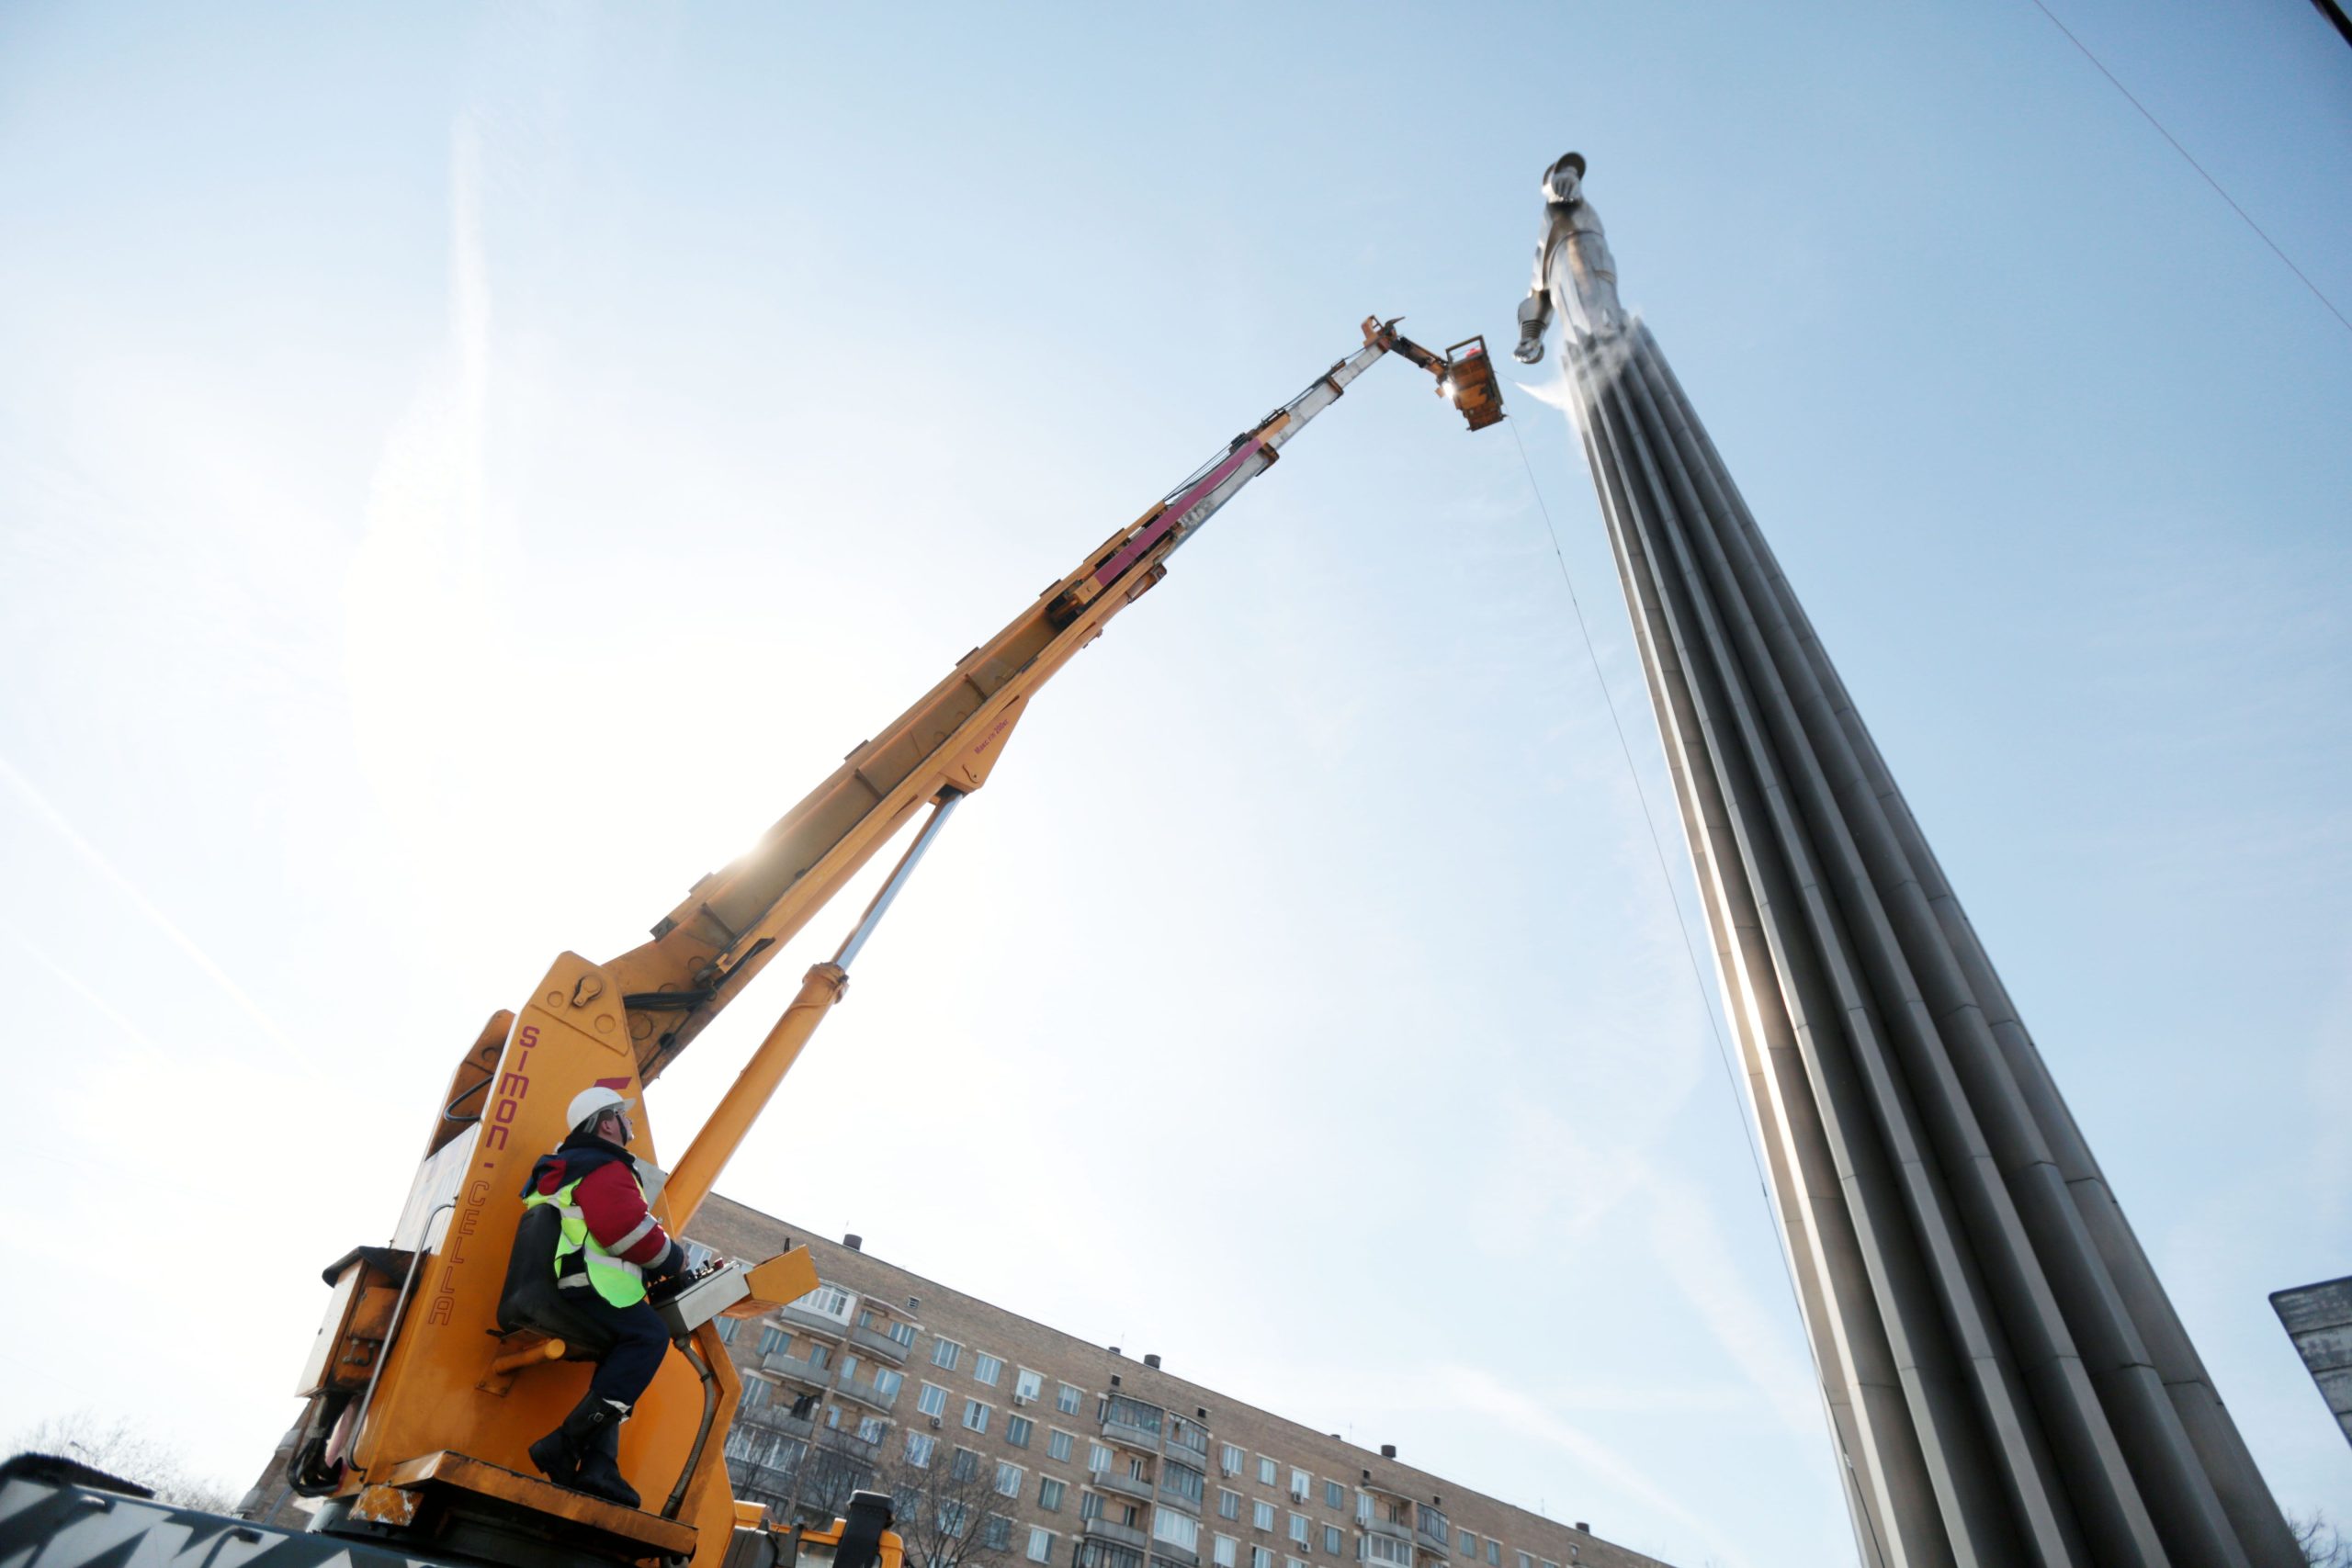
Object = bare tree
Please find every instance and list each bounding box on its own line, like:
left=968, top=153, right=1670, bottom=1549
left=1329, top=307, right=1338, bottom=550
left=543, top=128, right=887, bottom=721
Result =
left=787, top=1423, right=884, bottom=1526
left=2294, top=1510, right=2352, bottom=1568
left=9, top=1412, right=240, bottom=1513
left=865, top=1435, right=1015, bottom=1568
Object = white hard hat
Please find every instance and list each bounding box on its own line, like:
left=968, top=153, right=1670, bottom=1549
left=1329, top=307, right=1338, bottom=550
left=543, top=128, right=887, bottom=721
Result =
left=567, top=1085, right=633, bottom=1130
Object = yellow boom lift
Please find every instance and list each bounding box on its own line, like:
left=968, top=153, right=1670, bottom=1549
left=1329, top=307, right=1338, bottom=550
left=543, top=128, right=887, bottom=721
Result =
left=0, top=318, right=1505, bottom=1568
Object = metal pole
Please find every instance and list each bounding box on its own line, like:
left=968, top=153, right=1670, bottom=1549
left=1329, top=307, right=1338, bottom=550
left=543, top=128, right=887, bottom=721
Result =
left=664, top=794, right=965, bottom=1233
left=834, top=791, right=964, bottom=970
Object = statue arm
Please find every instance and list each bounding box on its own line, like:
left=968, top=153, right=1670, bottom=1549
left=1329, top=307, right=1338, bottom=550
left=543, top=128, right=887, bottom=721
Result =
left=1514, top=248, right=1554, bottom=364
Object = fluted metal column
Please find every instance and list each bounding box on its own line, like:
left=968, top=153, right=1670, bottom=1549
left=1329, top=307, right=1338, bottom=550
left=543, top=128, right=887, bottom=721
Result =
left=1538, top=171, right=2300, bottom=1568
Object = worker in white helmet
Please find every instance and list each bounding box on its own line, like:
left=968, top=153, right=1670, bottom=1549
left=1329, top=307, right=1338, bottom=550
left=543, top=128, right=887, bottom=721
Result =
left=515, top=1083, right=692, bottom=1507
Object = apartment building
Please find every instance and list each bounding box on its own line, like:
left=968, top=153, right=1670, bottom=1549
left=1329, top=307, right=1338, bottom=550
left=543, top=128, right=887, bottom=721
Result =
left=684, top=1197, right=1675, bottom=1568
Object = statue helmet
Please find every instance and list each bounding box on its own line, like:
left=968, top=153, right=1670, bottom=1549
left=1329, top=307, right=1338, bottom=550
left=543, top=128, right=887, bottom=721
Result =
left=1543, top=152, right=1589, bottom=198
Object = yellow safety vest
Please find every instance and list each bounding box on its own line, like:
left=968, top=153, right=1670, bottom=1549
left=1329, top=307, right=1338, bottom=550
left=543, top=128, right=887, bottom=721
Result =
left=523, top=1172, right=650, bottom=1308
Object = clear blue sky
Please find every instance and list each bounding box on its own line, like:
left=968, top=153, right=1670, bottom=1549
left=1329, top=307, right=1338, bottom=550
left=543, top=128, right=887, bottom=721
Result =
left=2, top=5, right=2346, bottom=1565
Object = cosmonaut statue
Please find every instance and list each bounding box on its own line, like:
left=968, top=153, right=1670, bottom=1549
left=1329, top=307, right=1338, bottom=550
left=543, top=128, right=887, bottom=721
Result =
left=1513, top=152, right=1625, bottom=362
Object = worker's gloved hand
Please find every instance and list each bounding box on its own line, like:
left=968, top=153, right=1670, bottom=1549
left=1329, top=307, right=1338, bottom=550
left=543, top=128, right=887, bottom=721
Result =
left=648, top=1244, right=692, bottom=1281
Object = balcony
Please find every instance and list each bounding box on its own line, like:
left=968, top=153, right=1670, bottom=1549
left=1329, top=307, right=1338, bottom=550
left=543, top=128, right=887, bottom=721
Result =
left=781, top=1301, right=854, bottom=1339
left=835, top=1370, right=902, bottom=1412
left=1155, top=1483, right=1201, bottom=1517
left=1365, top=1517, right=1413, bottom=1546
left=1415, top=1517, right=1451, bottom=1558
left=1164, top=1421, right=1212, bottom=1469
left=1090, top=1469, right=1155, bottom=1504
left=814, top=1427, right=882, bottom=1462
left=1083, top=1519, right=1150, bottom=1551
left=739, top=1404, right=815, bottom=1442
left=1150, top=1542, right=1200, bottom=1568
left=763, top=1350, right=830, bottom=1386
left=851, top=1325, right=910, bottom=1365
left=1099, top=1414, right=1162, bottom=1453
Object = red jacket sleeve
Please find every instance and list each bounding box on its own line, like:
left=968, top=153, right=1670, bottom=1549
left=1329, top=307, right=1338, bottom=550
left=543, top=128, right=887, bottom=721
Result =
left=574, top=1161, right=675, bottom=1267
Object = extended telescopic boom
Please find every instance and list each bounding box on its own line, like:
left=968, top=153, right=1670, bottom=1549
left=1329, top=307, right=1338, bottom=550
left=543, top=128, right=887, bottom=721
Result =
left=590, top=316, right=1503, bottom=1088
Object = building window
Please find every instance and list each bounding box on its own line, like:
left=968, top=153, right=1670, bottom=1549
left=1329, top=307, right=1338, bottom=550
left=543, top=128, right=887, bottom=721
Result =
left=906, top=1432, right=936, bottom=1468
left=952, top=1449, right=982, bottom=1483
left=933, top=1338, right=964, bottom=1371
left=1007, top=1414, right=1035, bottom=1449
left=1216, top=1489, right=1240, bottom=1521
left=964, top=1399, right=992, bottom=1433
left=716, top=1317, right=740, bottom=1344
left=1016, top=1368, right=1045, bottom=1404
left=975, top=1352, right=1004, bottom=1387
left=919, top=1382, right=948, bottom=1418
left=996, top=1462, right=1023, bottom=1498
left=1049, top=1429, right=1076, bottom=1463
left=888, top=1319, right=918, bottom=1348
left=1458, top=1536, right=1477, bottom=1558
left=1213, top=1538, right=1238, bottom=1568
left=808, top=1343, right=832, bottom=1371
left=1486, top=1546, right=1499, bottom=1567
left=1219, top=1444, right=1243, bottom=1477
left=1355, top=1496, right=1372, bottom=1525
left=760, top=1326, right=789, bottom=1356
left=1029, top=1529, right=1056, bottom=1564
left=1089, top=1443, right=1114, bottom=1475
left=1366, top=1539, right=1410, bottom=1568
left=985, top=1517, right=1013, bottom=1551
left=1039, top=1477, right=1066, bottom=1513
left=1080, top=1491, right=1103, bottom=1522
left=1155, top=1515, right=1201, bottom=1552
left=1322, top=1529, right=1341, bottom=1555
left=1250, top=1550, right=1274, bottom=1568
left=1057, top=1382, right=1084, bottom=1416
left=1518, top=1554, right=1533, bottom=1568
left=1168, top=1416, right=1209, bottom=1460
left=740, top=1378, right=770, bottom=1411
left=1419, top=1507, right=1449, bottom=1544
left=1258, top=1458, right=1277, bottom=1487
left=1288, top=1516, right=1308, bottom=1547
left=860, top=1416, right=888, bottom=1443
left=1289, top=1471, right=1310, bottom=1503
left=1252, top=1502, right=1275, bottom=1532
left=1322, top=1481, right=1343, bottom=1512
left=941, top=1502, right=969, bottom=1536
left=874, top=1369, right=904, bottom=1402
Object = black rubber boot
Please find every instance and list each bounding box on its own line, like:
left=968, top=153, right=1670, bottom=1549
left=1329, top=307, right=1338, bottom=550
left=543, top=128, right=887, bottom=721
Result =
left=528, top=1393, right=621, bottom=1493
left=571, top=1409, right=640, bottom=1510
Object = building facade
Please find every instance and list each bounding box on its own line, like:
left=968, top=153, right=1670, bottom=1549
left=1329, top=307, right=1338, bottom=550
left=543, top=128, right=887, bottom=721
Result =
left=684, top=1198, right=1673, bottom=1568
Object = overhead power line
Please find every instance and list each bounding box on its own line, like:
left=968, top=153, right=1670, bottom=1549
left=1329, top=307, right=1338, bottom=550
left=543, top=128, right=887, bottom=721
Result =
left=2025, top=0, right=2352, bottom=336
